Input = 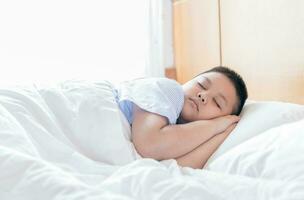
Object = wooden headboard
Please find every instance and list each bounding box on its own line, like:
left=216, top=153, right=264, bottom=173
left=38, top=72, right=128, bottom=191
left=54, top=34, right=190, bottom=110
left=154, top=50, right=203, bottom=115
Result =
left=173, top=0, right=304, bottom=104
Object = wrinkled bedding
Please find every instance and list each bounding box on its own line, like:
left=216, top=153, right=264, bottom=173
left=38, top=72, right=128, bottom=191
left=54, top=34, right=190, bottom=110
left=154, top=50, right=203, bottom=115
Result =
left=0, top=80, right=303, bottom=200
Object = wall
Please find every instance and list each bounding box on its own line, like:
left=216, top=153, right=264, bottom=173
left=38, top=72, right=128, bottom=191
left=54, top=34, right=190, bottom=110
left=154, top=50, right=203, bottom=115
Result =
left=173, top=0, right=304, bottom=103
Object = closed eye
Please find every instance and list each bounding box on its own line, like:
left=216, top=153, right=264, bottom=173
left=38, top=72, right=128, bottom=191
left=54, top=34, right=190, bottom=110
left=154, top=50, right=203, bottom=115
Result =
left=197, top=82, right=206, bottom=90
left=214, top=99, right=221, bottom=109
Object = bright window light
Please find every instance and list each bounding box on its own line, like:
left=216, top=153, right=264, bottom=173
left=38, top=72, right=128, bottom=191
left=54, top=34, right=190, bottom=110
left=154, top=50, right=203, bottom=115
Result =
left=0, top=0, right=149, bottom=85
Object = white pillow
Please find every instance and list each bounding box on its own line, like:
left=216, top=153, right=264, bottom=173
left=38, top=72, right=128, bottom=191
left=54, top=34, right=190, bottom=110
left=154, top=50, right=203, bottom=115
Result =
left=207, top=118, right=304, bottom=182
left=205, top=100, right=304, bottom=168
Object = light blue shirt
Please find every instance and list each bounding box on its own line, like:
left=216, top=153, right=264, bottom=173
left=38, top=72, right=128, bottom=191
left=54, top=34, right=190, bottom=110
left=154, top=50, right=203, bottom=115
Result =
left=114, top=78, right=184, bottom=125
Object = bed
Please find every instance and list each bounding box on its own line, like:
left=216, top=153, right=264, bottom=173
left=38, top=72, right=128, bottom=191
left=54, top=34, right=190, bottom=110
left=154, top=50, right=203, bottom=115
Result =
left=2, top=1, right=304, bottom=200
left=0, top=79, right=304, bottom=200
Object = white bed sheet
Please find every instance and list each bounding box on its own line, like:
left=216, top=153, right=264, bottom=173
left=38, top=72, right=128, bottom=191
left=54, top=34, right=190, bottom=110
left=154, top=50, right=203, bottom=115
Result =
left=0, top=80, right=303, bottom=200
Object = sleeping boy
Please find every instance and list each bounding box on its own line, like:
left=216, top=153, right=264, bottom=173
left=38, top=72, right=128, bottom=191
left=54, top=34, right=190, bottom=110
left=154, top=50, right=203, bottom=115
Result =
left=114, top=66, right=248, bottom=169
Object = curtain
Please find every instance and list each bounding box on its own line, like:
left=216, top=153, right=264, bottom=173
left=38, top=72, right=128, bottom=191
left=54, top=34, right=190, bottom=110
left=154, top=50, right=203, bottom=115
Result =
left=0, top=0, right=173, bottom=85
left=146, top=0, right=174, bottom=77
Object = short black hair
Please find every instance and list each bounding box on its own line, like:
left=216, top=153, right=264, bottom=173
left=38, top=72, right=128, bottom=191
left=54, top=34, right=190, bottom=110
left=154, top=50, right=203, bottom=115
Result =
left=197, top=66, right=248, bottom=115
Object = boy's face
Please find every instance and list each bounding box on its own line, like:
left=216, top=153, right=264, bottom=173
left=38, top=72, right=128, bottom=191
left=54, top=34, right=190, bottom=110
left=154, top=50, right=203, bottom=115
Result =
left=180, top=72, right=238, bottom=122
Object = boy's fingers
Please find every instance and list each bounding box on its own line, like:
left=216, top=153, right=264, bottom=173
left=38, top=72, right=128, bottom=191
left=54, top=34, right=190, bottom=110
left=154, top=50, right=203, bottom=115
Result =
left=229, top=115, right=240, bottom=122
left=225, top=123, right=237, bottom=134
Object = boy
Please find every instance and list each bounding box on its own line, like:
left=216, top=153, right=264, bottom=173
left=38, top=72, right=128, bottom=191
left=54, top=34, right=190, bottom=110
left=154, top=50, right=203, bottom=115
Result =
left=114, top=66, right=248, bottom=168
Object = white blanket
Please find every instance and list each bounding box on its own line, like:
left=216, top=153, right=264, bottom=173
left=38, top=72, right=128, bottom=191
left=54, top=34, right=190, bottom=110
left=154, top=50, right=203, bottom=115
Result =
left=0, top=80, right=303, bottom=200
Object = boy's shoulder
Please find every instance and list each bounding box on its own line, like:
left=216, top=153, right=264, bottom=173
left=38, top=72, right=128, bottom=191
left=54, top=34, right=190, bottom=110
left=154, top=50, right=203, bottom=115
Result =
left=118, top=77, right=184, bottom=124
left=120, top=77, right=182, bottom=93
left=128, top=77, right=180, bottom=85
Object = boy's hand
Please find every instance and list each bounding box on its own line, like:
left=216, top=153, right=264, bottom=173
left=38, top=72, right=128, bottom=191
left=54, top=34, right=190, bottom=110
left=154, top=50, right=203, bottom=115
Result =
left=222, top=122, right=237, bottom=136
left=212, top=115, right=240, bottom=135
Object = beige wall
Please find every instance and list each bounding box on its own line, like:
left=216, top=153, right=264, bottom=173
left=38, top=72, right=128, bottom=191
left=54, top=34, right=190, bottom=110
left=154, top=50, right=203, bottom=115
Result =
left=173, top=0, right=221, bottom=84
left=173, top=0, right=304, bottom=104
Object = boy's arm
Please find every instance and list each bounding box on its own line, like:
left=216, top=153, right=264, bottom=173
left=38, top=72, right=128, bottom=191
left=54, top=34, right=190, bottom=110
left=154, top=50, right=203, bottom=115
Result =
left=175, top=123, right=236, bottom=169
left=131, top=106, right=239, bottom=160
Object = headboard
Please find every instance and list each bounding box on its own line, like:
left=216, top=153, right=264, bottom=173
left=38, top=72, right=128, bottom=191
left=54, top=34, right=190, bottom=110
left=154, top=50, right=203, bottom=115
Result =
left=173, top=0, right=304, bottom=104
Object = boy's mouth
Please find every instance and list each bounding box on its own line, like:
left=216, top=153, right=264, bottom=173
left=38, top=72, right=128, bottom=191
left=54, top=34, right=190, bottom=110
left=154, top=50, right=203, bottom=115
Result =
left=189, top=97, right=199, bottom=112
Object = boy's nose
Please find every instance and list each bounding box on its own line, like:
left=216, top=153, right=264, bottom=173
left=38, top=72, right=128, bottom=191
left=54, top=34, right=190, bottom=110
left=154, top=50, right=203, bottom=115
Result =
left=198, top=93, right=208, bottom=104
